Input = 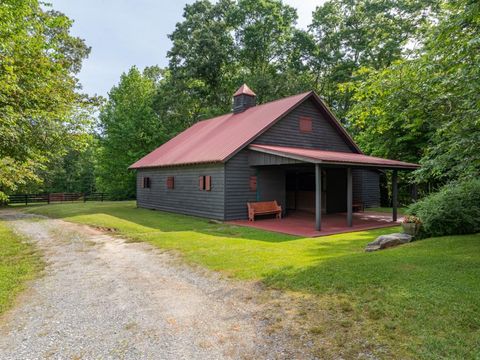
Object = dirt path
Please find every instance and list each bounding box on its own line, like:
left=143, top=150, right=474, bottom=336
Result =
left=0, top=210, right=303, bottom=360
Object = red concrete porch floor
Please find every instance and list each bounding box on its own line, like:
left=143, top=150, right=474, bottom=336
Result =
left=228, top=211, right=401, bottom=237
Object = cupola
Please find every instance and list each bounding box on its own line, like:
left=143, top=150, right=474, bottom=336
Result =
left=232, top=84, right=256, bottom=113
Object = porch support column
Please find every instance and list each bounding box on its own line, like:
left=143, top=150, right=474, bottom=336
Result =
left=315, top=164, right=322, bottom=231
left=392, top=169, right=398, bottom=221
left=347, top=167, right=353, bottom=227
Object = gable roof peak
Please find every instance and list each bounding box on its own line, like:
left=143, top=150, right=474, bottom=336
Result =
left=233, top=83, right=256, bottom=97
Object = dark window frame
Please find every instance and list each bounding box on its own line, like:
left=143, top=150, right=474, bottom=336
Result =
left=142, top=176, right=151, bottom=189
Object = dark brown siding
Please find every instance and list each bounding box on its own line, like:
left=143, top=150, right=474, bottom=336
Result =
left=252, top=98, right=356, bottom=152
left=225, top=150, right=257, bottom=220
left=136, top=164, right=225, bottom=220
left=361, top=169, right=380, bottom=207
left=352, top=169, right=381, bottom=208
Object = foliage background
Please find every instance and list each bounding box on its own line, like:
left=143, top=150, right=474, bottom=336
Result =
left=2, top=0, right=478, bottom=203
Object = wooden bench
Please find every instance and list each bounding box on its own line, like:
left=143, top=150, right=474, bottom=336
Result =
left=247, top=201, right=282, bottom=221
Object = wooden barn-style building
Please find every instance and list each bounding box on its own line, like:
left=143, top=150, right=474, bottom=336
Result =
left=130, top=85, right=418, bottom=234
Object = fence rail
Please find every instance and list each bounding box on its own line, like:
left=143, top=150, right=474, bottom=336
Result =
left=5, top=192, right=107, bottom=205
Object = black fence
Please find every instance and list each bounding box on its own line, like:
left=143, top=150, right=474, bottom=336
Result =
left=6, top=192, right=108, bottom=206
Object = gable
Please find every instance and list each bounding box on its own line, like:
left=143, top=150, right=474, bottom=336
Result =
left=252, top=98, right=357, bottom=153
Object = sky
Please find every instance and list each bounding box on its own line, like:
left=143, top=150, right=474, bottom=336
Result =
left=49, top=0, right=323, bottom=98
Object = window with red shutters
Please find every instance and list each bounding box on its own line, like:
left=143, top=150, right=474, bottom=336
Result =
left=205, top=176, right=211, bottom=191
left=199, top=175, right=212, bottom=191
left=299, top=116, right=312, bottom=133
left=249, top=176, right=257, bottom=191
left=166, top=176, right=174, bottom=189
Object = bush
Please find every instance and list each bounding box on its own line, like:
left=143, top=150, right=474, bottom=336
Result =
left=407, top=179, right=480, bottom=238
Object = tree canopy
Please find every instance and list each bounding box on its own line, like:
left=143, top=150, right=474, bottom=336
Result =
left=3, top=0, right=478, bottom=200
left=0, top=0, right=97, bottom=200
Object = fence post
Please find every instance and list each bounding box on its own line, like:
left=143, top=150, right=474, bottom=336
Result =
left=25, top=194, right=28, bottom=206
left=47, top=193, right=50, bottom=204
left=101, top=193, right=104, bottom=202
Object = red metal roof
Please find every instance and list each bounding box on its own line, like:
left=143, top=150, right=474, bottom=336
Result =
left=131, top=92, right=311, bottom=168
left=129, top=90, right=363, bottom=169
left=233, top=84, right=256, bottom=97
left=249, top=144, right=419, bottom=169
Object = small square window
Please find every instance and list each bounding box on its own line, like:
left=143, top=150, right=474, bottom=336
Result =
left=142, top=177, right=151, bottom=189
left=299, top=117, right=312, bottom=133
left=166, top=176, right=174, bottom=189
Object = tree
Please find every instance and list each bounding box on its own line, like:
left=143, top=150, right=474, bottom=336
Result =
left=159, top=0, right=311, bottom=134
left=308, top=0, right=439, bottom=119
left=0, top=0, right=95, bottom=200
left=96, top=67, right=163, bottom=199
left=346, top=0, right=480, bottom=184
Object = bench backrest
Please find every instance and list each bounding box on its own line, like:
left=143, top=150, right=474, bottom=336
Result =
left=248, top=201, right=280, bottom=212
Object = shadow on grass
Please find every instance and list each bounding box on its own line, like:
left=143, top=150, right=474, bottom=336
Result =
left=262, top=234, right=480, bottom=358
left=18, top=201, right=303, bottom=242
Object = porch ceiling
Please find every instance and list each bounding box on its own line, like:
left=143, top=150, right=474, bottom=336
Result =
left=249, top=144, right=419, bottom=170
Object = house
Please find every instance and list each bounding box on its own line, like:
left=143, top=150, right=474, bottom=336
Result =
left=130, top=84, right=418, bottom=231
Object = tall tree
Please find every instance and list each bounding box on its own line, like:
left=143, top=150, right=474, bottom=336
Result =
left=308, top=0, right=438, bottom=119
left=346, top=0, right=480, bottom=184
left=96, top=66, right=163, bottom=199
left=0, top=0, right=95, bottom=200
left=160, top=0, right=310, bottom=133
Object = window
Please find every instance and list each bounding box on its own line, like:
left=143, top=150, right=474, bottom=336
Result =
left=199, top=175, right=212, bottom=191
left=249, top=176, right=257, bottom=191
left=299, top=116, right=312, bottom=133
left=142, top=177, right=151, bottom=189
left=166, top=176, right=174, bottom=190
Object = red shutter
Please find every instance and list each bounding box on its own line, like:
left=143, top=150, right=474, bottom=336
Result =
left=299, top=117, right=312, bottom=133
left=199, top=176, right=204, bottom=190
left=249, top=176, right=257, bottom=191
left=166, top=176, right=174, bottom=189
left=205, top=176, right=211, bottom=191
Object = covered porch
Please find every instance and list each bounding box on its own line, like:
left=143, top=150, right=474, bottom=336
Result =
left=236, top=144, right=419, bottom=236
left=229, top=211, right=400, bottom=237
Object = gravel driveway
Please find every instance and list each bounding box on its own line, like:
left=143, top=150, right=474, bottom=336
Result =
left=0, top=211, right=302, bottom=360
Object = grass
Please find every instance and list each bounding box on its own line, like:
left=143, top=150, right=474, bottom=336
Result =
left=24, top=201, right=480, bottom=359
left=0, top=220, right=43, bottom=315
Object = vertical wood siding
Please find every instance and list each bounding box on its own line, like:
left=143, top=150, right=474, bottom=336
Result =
left=136, top=164, right=225, bottom=220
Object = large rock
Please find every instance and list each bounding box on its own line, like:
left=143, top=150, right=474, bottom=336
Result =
left=365, top=233, right=412, bottom=252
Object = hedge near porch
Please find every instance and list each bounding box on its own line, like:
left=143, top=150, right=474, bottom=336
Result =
left=408, top=179, right=480, bottom=238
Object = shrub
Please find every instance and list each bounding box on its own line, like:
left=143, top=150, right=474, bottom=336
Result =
left=407, top=179, right=480, bottom=238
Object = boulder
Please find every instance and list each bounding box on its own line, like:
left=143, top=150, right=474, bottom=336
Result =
left=365, top=233, right=412, bottom=252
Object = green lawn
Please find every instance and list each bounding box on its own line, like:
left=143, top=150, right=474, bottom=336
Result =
left=0, top=220, right=43, bottom=315
left=25, top=201, right=480, bottom=359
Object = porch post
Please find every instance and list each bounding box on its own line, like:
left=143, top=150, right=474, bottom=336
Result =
left=392, top=169, right=398, bottom=221
left=347, top=167, right=353, bottom=227
left=315, top=164, right=321, bottom=231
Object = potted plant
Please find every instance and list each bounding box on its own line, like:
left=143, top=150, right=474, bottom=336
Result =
left=402, top=215, right=422, bottom=236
